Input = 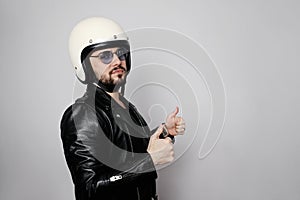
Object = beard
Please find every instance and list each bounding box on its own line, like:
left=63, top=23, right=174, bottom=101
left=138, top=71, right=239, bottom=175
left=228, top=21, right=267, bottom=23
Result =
left=98, top=65, right=127, bottom=92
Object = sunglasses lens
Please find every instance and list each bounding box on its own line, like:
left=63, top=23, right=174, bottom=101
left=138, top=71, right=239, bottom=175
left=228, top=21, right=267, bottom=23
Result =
left=99, top=51, right=113, bottom=64
left=116, top=48, right=128, bottom=61
left=98, top=48, right=129, bottom=64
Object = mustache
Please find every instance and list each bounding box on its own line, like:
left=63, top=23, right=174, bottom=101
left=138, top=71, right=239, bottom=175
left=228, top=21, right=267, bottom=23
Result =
left=110, top=66, right=126, bottom=72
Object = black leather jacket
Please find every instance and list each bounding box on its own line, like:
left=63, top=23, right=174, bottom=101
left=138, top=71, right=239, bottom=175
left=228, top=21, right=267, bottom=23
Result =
left=60, top=84, right=158, bottom=200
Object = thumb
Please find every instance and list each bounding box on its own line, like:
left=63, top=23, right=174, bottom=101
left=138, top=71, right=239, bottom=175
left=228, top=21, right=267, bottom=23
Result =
left=170, top=106, right=179, bottom=117
left=152, top=125, right=164, bottom=139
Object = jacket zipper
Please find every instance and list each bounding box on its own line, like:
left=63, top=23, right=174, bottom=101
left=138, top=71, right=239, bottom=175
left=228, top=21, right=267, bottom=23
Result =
left=136, top=187, right=140, bottom=200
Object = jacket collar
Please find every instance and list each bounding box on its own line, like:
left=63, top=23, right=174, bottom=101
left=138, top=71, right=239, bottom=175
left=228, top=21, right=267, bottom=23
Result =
left=86, top=83, right=131, bottom=111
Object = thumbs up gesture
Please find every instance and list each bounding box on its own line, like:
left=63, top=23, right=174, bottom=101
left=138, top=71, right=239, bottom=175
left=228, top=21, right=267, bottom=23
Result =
left=165, top=106, right=186, bottom=136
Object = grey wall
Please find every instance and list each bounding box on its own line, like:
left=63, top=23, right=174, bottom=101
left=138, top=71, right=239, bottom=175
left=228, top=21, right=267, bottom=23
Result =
left=1, top=0, right=299, bottom=199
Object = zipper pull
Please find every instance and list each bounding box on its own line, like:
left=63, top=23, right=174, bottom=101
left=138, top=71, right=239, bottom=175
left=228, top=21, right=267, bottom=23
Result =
left=109, top=175, right=122, bottom=182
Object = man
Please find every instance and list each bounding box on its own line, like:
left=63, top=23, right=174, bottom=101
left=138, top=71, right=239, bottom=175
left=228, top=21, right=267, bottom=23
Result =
left=60, top=17, right=185, bottom=200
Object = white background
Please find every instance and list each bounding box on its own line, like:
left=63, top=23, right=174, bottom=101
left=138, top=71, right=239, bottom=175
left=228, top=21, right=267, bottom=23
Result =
left=0, top=0, right=299, bottom=199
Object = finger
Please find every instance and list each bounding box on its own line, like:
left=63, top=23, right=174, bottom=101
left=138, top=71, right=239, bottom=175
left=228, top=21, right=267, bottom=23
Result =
left=175, top=124, right=185, bottom=129
left=164, top=137, right=173, bottom=143
left=175, top=120, right=185, bottom=126
left=176, top=127, right=185, bottom=134
left=176, top=127, right=185, bottom=132
left=176, top=130, right=185, bottom=135
left=152, top=125, right=164, bottom=139
left=175, top=116, right=184, bottom=124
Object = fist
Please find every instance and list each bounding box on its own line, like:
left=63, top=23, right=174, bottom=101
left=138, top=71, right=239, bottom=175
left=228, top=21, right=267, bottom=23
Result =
left=147, top=125, right=175, bottom=165
left=165, top=107, right=186, bottom=136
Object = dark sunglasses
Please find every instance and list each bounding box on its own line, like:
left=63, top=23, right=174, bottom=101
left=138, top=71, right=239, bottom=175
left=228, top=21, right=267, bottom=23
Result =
left=90, top=48, right=129, bottom=64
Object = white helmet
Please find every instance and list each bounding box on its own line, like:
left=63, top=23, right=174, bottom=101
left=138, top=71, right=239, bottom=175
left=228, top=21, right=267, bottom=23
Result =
left=69, top=17, right=131, bottom=83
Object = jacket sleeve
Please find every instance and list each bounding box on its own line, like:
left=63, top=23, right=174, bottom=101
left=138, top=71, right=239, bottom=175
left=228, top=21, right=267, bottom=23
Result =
left=60, top=103, right=157, bottom=199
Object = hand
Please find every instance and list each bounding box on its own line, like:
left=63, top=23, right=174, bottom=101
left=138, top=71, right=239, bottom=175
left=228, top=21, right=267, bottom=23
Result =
left=147, top=125, right=174, bottom=165
left=165, top=107, right=186, bottom=136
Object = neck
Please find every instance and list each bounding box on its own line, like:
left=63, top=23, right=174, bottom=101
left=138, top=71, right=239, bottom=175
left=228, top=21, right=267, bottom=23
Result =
left=108, top=91, right=127, bottom=109
left=92, top=82, right=126, bottom=109
left=107, top=91, right=120, bottom=101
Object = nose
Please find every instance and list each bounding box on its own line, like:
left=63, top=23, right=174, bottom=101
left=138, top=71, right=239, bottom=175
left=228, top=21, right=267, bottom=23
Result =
left=111, top=53, right=121, bottom=66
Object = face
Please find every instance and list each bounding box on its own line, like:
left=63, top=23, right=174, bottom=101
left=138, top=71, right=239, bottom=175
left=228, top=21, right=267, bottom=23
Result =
left=89, top=47, right=128, bottom=85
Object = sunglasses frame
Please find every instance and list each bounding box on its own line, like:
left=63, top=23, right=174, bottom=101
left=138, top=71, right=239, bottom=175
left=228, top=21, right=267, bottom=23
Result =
left=90, top=48, right=129, bottom=64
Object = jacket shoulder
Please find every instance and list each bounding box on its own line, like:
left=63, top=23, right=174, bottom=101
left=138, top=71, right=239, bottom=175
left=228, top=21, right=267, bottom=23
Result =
left=60, top=99, right=108, bottom=137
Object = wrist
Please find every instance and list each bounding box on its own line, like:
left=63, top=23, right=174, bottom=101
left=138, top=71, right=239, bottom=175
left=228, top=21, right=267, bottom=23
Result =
left=159, top=123, right=169, bottom=138
left=147, top=150, right=158, bottom=165
left=164, top=122, right=171, bottom=130
left=160, top=123, right=175, bottom=143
